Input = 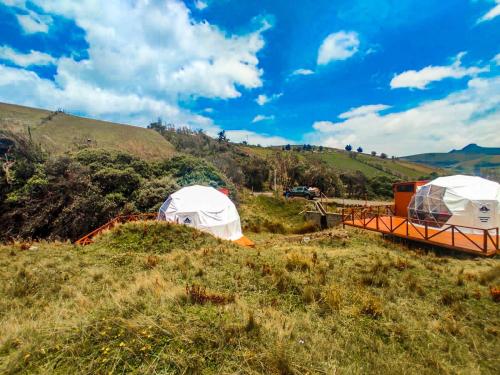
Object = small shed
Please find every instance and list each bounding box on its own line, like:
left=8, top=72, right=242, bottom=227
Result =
left=393, top=180, right=428, bottom=217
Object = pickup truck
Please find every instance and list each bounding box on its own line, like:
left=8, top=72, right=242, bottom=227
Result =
left=283, top=186, right=318, bottom=200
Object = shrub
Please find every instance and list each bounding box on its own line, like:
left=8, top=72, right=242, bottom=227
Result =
left=360, top=295, right=383, bottom=318
left=93, top=167, right=141, bottom=195
left=133, top=177, right=179, bottom=212
left=323, top=285, right=342, bottom=311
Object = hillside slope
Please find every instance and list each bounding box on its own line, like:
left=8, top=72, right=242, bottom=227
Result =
left=0, top=101, right=441, bottom=181
left=1, top=209, right=498, bottom=374
left=403, top=144, right=500, bottom=180
left=242, top=146, right=440, bottom=180
left=0, top=102, right=175, bottom=160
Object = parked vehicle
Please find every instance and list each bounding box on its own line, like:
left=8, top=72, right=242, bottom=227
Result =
left=283, top=186, right=318, bottom=199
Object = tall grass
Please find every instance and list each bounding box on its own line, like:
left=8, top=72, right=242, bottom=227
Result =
left=0, top=222, right=498, bottom=374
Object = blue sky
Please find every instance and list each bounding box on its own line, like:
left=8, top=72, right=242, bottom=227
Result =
left=0, top=0, right=499, bottom=155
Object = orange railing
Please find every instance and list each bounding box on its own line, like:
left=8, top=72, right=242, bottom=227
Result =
left=341, top=207, right=499, bottom=255
left=75, top=213, right=157, bottom=245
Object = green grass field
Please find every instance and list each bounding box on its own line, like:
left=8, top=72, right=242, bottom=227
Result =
left=404, top=151, right=500, bottom=178
left=0, top=102, right=175, bottom=160
left=0, top=195, right=498, bottom=374
left=241, top=146, right=441, bottom=180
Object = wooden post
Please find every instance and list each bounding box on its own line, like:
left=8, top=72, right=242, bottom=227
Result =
left=424, top=222, right=428, bottom=239
left=483, top=230, right=488, bottom=253
left=451, top=226, right=455, bottom=247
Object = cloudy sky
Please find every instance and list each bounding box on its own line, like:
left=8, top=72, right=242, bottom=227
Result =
left=0, top=0, right=499, bottom=155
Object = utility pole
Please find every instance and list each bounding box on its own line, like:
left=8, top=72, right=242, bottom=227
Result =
left=274, top=168, right=277, bottom=193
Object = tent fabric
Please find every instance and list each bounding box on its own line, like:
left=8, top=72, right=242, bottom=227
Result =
left=408, top=175, right=500, bottom=232
left=158, top=185, right=243, bottom=241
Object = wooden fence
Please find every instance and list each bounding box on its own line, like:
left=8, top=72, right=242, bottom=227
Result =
left=75, top=213, right=157, bottom=245
left=342, top=207, right=498, bottom=256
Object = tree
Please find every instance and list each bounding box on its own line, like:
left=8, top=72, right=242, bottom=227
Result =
left=371, top=151, right=377, bottom=156
left=148, top=117, right=167, bottom=133
left=217, top=130, right=228, bottom=143
left=357, top=146, right=363, bottom=153
left=345, top=144, right=352, bottom=152
left=285, top=144, right=291, bottom=151
left=380, top=152, right=388, bottom=159
left=318, top=145, right=323, bottom=152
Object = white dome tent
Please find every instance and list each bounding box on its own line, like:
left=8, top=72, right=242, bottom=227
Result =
left=408, top=175, right=500, bottom=232
left=158, top=185, right=249, bottom=243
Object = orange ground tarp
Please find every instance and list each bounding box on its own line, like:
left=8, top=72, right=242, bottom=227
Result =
left=233, top=235, right=255, bottom=247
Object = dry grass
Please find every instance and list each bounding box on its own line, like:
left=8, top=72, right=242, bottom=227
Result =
left=0, top=101, right=175, bottom=160
left=0, top=222, right=499, bottom=374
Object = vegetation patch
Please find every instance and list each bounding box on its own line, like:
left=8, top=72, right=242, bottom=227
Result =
left=95, top=221, right=224, bottom=253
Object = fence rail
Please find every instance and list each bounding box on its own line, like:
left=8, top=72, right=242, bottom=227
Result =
left=341, top=207, right=498, bottom=256
left=75, top=213, right=157, bottom=245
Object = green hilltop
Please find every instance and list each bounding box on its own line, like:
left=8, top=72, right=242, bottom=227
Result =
left=0, top=102, right=175, bottom=160
left=403, top=144, right=500, bottom=181
left=0, top=101, right=442, bottom=180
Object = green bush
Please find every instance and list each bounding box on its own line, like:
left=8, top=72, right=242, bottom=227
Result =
left=133, top=177, right=179, bottom=212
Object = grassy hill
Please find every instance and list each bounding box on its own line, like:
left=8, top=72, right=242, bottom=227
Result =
left=242, top=145, right=440, bottom=180
left=0, top=102, right=175, bottom=160
left=0, top=101, right=441, bottom=180
left=403, top=144, right=500, bottom=181
left=1, top=195, right=498, bottom=374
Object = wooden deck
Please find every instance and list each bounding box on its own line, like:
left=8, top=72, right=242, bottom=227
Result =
left=342, top=209, right=498, bottom=256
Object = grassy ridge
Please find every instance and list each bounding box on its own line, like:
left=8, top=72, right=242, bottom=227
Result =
left=242, top=145, right=441, bottom=179
left=1, top=101, right=441, bottom=178
left=0, top=102, right=175, bottom=160
left=404, top=148, right=500, bottom=178
left=0, top=209, right=499, bottom=373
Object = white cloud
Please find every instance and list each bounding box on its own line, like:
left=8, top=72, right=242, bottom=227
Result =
left=226, top=130, right=292, bottom=146
left=493, top=52, right=500, bottom=65
left=390, top=52, right=488, bottom=89
left=255, top=92, right=282, bottom=106
left=306, top=76, right=500, bottom=156
left=6, top=0, right=52, bottom=33
left=194, top=1, right=208, bottom=10
left=312, top=121, right=336, bottom=132
left=339, top=104, right=391, bottom=119
left=291, top=68, right=314, bottom=76
left=16, top=8, right=52, bottom=34
left=317, top=31, right=359, bottom=65
left=0, top=0, right=276, bottom=139
left=21, top=0, right=269, bottom=101
left=0, top=46, right=56, bottom=67
left=0, top=64, right=222, bottom=135
left=477, top=0, right=500, bottom=23
left=252, top=114, right=275, bottom=123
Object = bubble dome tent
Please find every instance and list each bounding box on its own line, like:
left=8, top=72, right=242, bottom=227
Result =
left=341, top=175, right=499, bottom=256
left=408, top=176, right=500, bottom=232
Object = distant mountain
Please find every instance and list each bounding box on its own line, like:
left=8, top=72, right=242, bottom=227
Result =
left=450, top=144, right=500, bottom=155
left=403, top=144, right=500, bottom=181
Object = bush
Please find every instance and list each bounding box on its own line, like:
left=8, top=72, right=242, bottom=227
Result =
left=133, top=177, right=179, bottom=212
left=1, top=144, right=225, bottom=241
left=93, top=167, right=141, bottom=195
left=160, top=155, right=227, bottom=188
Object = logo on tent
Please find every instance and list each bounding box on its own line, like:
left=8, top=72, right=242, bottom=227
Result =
left=183, top=217, right=192, bottom=224
left=479, top=205, right=490, bottom=213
